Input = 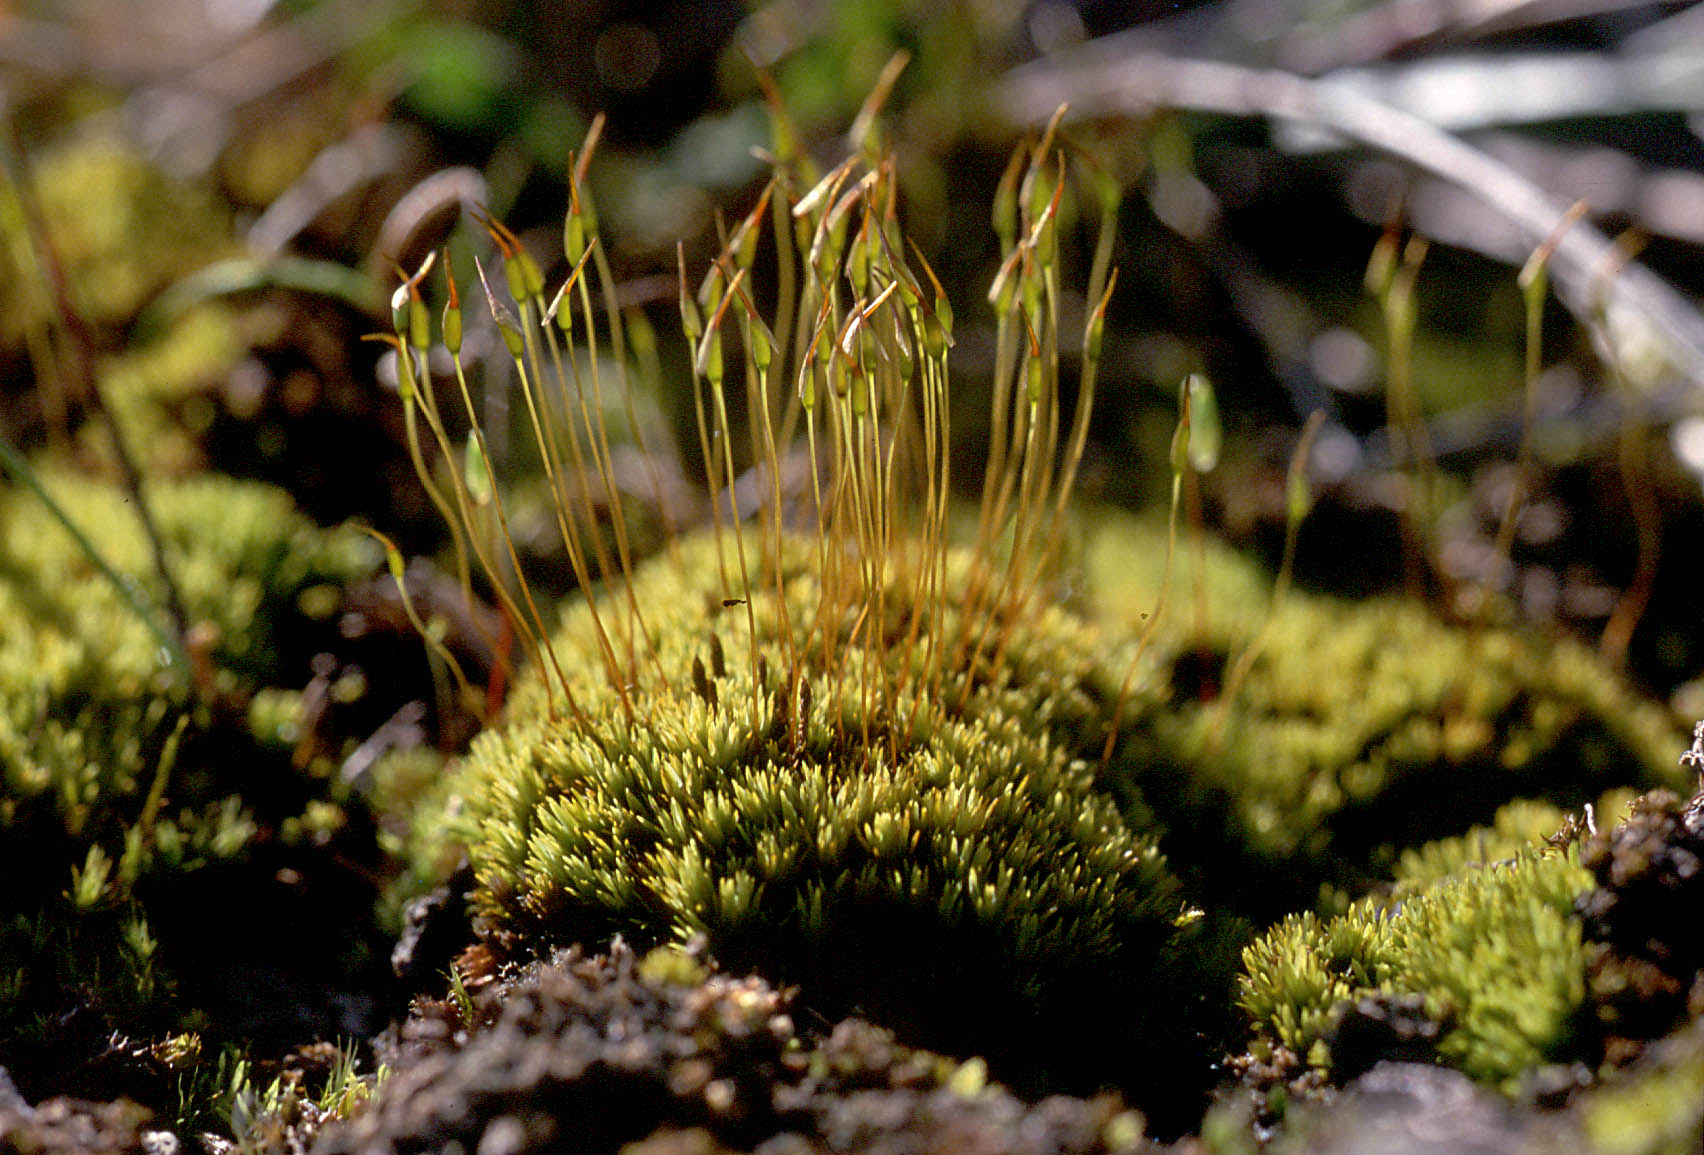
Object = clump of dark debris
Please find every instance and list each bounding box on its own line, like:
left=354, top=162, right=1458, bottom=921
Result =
left=1215, top=993, right=1453, bottom=1145
left=313, top=940, right=1152, bottom=1155
left=1316, top=993, right=1451, bottom=1085
left=1575, top=757, right=1704, bottom=1068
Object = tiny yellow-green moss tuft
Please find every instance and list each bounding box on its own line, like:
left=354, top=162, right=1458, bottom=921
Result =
left=1237, top=841, right=1592, bottom=1090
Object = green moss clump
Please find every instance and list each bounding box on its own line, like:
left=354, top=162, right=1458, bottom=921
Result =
left=452, top=532, right=1216, bottom=1098
left=0, top=469, right=381, bottom=1089
left=1087, top=511, right=1686, bottom=918
left=1237, top=843, right=1591, bottom=1091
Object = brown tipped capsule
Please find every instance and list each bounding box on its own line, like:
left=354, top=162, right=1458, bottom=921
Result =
left=1034, top=102, right=1068, bottom=172
left=1021, top=260, right=1042, bottom=320
left=694, top=265, right=747, bottom=385
left=389, top=252, right=437, bottom=347
left=732, top=181, right=773, bottom=271
left=793, top=155, right=854, bottom=225
left=574, top=113, right=605, bottom=188
left=465, top=434, right=492, bottom=505
left=907, top=239, right=954, bottom=345
left=678, top=244, right=704, bottom=343
left=1020, top=308, right=1044, bottom=404
left=813, top=184, right=862, bottom=283
left=798, top=298, right=835, bottom=409
left=544, top=237, right=598, bottom=334
left=565, top=169, right=588, bottom=265
left=1084, top=267, right=1118, bottom=363
left=442, top=252, right=464, bottom=356
left=408, top=295, right=431, bottom=354
left=483, top=212, right=546, bottom=302
left=1023, top=156, right=1066, bottom=272
left=513, top=247, right=545, bottom=302
left=576, top=181, right=601, bottom=246
left=1170, top=391, right=1192, bottom=476
left=474, top=256, right=526, bottom=359
left=1519, top=199, right=1588, bottom=298
left=476, top=213, right=533, bottom=309
left=847, top=216, right=872, bottom=296
left=988, top=246, right=1023, bottom=313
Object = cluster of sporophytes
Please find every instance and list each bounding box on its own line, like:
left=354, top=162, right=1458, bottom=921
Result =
left=0, top=468, right=384, bottom=1095
left=376, top=92, right=1236, bottom=1107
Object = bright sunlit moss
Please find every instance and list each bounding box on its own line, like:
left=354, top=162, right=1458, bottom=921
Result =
left=1237, top=842, right=1591, bottom=1090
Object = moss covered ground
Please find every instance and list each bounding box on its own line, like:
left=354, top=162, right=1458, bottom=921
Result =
left=3, top=10, right=1704, bottom=1153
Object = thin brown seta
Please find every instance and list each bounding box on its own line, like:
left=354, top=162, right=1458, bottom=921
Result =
left=1594, top=226, right=1660, bottom=669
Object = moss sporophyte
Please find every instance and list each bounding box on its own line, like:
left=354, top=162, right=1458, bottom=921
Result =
left=376, top=94, right=1226, bottom=1102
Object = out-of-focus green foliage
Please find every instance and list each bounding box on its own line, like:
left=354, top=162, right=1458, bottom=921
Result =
left=0, top=130, right=233, bottom=337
